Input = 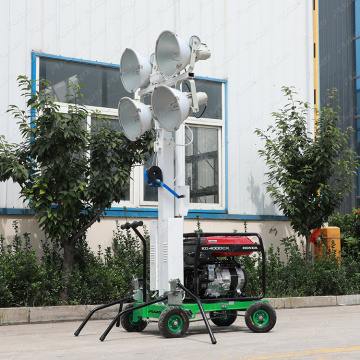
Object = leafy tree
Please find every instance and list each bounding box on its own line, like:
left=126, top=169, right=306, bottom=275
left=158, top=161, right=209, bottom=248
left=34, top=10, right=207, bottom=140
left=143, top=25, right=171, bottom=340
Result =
left=0, top=76, right=154, bottom=301
left=255, top=87, right=358, bottom=261
left=329, top=209, right=360, bottom=258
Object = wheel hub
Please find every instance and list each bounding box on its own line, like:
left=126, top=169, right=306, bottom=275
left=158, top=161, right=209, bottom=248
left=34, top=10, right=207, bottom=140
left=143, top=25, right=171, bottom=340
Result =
left=168, top=315, right=183, bottom=332
left=253, top=310, right=269, bottom=326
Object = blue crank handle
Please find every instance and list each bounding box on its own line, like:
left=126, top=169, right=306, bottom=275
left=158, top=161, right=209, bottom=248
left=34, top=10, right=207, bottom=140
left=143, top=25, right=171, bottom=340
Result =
left=156, top=179, right=185, bottom=199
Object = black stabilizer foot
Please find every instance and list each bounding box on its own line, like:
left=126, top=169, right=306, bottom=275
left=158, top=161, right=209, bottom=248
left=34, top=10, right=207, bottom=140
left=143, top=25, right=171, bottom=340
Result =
left=176, top=280, right=217, bottom=345
left=74, top=296, right=132, bottom=337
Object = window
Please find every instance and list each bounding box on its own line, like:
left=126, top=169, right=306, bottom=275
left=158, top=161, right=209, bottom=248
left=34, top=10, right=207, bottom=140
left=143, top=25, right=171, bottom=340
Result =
left=183, top=79, right=225, bottom=209
left=185, top=126, right=219, bottom=204
left=39, top=57, right=132, bottom=107
left=37, top=54, right=226, bottom=211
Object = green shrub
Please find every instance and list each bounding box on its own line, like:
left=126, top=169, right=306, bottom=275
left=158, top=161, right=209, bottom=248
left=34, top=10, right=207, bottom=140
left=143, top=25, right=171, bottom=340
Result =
left=238, top=235, right=360, bottom=298
left=0, top=222, right=44, bottom=307
left=265, top=236, right=360, bottom=297
left=0, top=220, right=148, bottom=307
left=328, top=209, right=360, bottom=257
left=64, top=221, right=149, bottom=305
left=1, top=220, right=359, bottom=308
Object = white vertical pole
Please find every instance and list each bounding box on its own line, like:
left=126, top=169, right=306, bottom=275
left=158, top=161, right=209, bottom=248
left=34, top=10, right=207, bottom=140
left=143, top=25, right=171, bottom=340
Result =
left=175, top=124, right=185, bottom=189
left=153, top=128, right=184, bottom=295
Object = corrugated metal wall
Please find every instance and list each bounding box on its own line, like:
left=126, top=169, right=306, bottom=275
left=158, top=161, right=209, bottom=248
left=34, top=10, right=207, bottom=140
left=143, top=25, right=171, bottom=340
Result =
left=0, top=0, right=314, bottom=216
left=319, top=0, right=356, bottom=214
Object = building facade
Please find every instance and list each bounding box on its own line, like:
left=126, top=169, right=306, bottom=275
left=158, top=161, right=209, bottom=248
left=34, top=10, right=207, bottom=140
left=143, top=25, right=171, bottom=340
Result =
left=0, top=0, right=315, bottom=251
left=318, top=0, right=357, bottom=213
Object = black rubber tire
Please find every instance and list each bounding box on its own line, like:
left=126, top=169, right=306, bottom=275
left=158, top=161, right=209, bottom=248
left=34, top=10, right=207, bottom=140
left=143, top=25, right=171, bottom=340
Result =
left=158, top=306, right=190, bottom=338
left=120, top=304, right=148, bottom=332
left=209, top=310, right=237, bottom=326
left=245, top=302, right=276, bottom=333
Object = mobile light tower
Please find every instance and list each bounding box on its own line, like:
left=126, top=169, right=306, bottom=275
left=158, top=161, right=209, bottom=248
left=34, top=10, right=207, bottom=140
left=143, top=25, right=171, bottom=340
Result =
left=119, top=31, right=210, bottom=299
left=75, top=31, right=276, bottom=344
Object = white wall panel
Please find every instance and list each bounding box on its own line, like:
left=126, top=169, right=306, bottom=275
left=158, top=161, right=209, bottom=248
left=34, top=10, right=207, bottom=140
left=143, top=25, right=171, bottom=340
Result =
left=0, top=0, right=314, bottom=214
left=89, top=0, right=106, bottom=61
left=118, top=1, right=137, bottom=55
left=42, top=0, right=59, bottom=55
left=226, top=0, right=314, bottom=215
left=27, top=0, right=44, bottom=54
left=58, top=0, right=77, bottom=58
left=2, top=0, right=29, bottom=208
left=0, top=0, right=10, bottom=208
left=0, top=0, right=10, bottom=127
left=76, top=1, right=92, bottom=60
left=104, top=0, right=122, bottom=64
left=133, top=0, right=151, bottom=55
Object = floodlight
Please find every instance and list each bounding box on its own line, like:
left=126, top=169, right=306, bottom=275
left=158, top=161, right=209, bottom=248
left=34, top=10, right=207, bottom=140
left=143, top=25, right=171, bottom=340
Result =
left=152, top=85, right=208, bottom=132
left=118, top=97, right=152, bottom=141
left=189, top=35, right=211, bottom=61
left=120, top=48, right=152, bottom=93
left=155, top=31, right=191, bottom=78
left=155, top=31, right=211, bottom=78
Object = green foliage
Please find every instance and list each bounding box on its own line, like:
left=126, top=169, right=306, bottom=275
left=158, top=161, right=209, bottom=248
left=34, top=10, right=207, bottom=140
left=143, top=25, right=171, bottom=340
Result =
left=0, top=76, right=154, bottom=287
left=0, top=221, right=149, bottom=307
left=241, top=236, right=360, bottom=298
left=0, top=222, right=45, bottom=307
left=329, top=209, right=360, bottom=258
left=255, top=87, right=358, bottom=259
left=1, top=219, right=359, bottom=307
left=194, top=214, right=203, bottom=233
left=194, top=217, right=359, bottom=298
left=243, top=220, right=248, bottom=233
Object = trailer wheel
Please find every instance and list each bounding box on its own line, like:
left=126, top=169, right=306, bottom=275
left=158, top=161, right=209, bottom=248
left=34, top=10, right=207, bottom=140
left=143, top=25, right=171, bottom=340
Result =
left=245, top=302, right=276, bottom=333
left=158, top=306, right=189, bottom=338
left=120, top=304, right=148, bottom=332
left=209, top=310, right=237, bottom=326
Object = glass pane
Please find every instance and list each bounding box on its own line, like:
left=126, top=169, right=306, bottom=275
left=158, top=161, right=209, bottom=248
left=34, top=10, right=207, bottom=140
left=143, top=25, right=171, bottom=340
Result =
left=90, top=117, right=130, bottom=201
left=185, top=127, right=219, bottom=203
left=357, top=197, right=360, bottom=209
left=184, top=79, right=222, bottom=119
left=355, top=0, right=360, bottom=37
left=39, top=57, right=132, bottom=108
left=355, top=39, right=360, bottom=76
left=356, top=78, right=360, bottom=116
left=356, top=119, right=360, bottom=155
left=143, top=154, right=158, bottom=201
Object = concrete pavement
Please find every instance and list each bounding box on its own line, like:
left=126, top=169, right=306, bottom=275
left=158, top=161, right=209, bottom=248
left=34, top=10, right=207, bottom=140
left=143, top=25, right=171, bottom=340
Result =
left=0, top=305, right=360, bottom=360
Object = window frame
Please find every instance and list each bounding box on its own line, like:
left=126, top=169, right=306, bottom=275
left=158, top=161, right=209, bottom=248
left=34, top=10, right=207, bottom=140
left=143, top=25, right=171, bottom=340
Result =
left=35, top=53, right=227, bottom=212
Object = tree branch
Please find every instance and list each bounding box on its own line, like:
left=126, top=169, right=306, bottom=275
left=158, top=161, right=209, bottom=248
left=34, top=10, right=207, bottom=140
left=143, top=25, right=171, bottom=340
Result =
left=70, top=206, right=106, bottom=245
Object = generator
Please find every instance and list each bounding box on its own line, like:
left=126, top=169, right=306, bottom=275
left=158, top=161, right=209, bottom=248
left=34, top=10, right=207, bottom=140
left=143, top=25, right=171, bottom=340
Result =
left=75, top=224, right=277, bottom=344
left=183, top=235, right=255, bottom=299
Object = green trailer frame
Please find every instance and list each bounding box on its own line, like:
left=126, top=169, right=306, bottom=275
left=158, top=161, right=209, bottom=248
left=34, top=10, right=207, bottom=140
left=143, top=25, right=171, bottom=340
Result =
left=131, top=299, right=269, bottom=321
left=74, top=222, right=277, bottom=344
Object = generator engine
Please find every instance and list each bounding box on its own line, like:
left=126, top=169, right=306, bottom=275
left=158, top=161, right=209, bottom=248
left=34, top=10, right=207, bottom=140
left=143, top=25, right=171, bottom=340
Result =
left=183, top=236, right=258, bottom=299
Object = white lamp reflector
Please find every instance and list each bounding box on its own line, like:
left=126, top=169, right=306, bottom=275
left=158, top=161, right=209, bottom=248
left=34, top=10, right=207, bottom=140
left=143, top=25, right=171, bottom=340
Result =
left=152, top=85, right=190, bottom=132
left=118, top=97, right=152, bottom=141
left=155, top=31, right=191, bottom=78
left=120, top=48, right=152, bottom=93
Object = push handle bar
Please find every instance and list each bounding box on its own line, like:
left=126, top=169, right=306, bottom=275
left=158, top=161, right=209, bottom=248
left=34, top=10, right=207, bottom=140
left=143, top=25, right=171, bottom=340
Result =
left=120, top=221, right=144, bottom=230
left=120, top=220, right=147, bottom=303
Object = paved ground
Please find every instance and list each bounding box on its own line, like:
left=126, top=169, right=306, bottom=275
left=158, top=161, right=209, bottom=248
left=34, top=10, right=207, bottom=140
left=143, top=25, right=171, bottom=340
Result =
left=0, top=305, right=359, bottom=360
